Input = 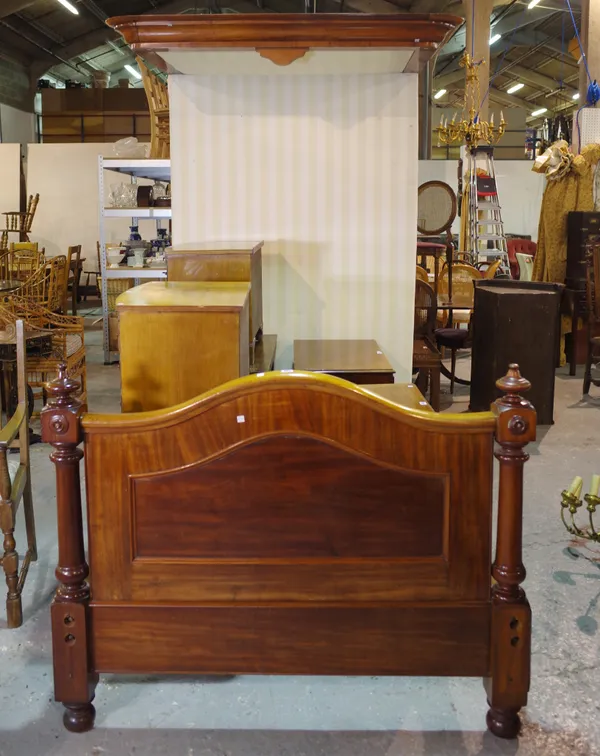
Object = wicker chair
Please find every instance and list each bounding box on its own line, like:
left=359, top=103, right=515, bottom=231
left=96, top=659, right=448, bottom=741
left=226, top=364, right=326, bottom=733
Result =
left=11, top=256, right=67, bottom=311
left=1, top=296, right=86, bottom=413
left=0, top=247, right=45, bottom=282
left=416, top=265, right=429, bottom=283
left=138, top=57, right=170, bottom=159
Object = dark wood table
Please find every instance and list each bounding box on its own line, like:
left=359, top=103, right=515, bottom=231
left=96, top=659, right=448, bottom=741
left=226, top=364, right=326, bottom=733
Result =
left=250, top=334, right=277, bottom=374
left=293, top=339, right=395, bottom=385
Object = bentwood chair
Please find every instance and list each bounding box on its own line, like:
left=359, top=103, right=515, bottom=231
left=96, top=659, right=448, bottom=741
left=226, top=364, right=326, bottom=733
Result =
left=0, top=319, right=36, bottom=628
left=437, top=263, right=482, bottom=327
left=416, top=265, right=429, bottom=284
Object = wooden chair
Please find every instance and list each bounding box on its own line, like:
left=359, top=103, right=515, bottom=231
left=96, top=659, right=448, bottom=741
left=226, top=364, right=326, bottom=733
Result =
left=138, top=56, right=170, bottom=159
left=413, top=279, right=441, bottom=411
left=83, top=243, right=101, bottom=302
left=1, top=194, right=39, bottom=248
left=41, top=364, right=536, bottom=738
left=583, top=244, right=600, bottom=395
left=64, top=245, right=82, bottom=315
left=2, top=296, right=87, bottom=415
left=0, top=320, right=36, bottom=628
left=437, top=263, right=482, bottom=327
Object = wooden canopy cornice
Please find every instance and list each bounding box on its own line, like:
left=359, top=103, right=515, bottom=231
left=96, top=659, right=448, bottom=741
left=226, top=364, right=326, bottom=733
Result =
left=106, top=14, right=461, bottom=69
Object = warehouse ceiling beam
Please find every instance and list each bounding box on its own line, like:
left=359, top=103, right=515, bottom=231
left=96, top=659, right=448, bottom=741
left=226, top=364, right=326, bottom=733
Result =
left=0, top=0, right=36, bottom=19
left=439, top=7, right=561, bottom=58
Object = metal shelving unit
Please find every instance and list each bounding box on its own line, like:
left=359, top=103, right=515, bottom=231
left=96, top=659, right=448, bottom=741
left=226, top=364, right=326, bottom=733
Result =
left=99, top=157, right=170, bottom=363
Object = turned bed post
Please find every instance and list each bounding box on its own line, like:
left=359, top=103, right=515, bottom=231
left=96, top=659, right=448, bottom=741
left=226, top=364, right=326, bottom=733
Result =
left=41, top=364, right=98, bottom=733
left=485, top=363, right=536, bottom=739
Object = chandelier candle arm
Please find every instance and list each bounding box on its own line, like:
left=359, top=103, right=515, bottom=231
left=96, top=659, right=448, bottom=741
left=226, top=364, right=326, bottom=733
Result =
left=559, top=476, right=600, bottom=542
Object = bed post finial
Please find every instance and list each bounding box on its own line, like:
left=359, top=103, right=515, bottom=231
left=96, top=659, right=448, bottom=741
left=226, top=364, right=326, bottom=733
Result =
left=41, top=363, right=98, bottom=733
left=485, top=363, right=536, bottom=740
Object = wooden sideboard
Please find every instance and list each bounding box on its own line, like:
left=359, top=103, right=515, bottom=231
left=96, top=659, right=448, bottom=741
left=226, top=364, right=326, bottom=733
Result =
left=117, top=281, right=250, bottom=412
left=167, top=241, right=263, bottom=348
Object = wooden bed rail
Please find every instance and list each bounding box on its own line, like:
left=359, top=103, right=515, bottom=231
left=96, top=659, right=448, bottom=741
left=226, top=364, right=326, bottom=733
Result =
left=41, top=363, right=535, bottom=737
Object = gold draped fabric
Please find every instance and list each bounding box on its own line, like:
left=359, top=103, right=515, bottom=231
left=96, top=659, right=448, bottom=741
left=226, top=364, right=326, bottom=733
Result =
left=533, top=142, right=600, bottom=284
left=532, top=141, right=600, bottom=365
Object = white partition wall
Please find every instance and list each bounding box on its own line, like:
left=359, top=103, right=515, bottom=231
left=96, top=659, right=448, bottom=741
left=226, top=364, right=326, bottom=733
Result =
left=0, top=144, right=21, bottom=219
left=170, top=73, right=418, bottom=378
left=27, top=143, right=154, bottom=268
left=418, top=159, right=545, bottom=241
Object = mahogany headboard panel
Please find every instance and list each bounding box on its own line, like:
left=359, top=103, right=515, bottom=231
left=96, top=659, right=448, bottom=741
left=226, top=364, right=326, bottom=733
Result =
left=42, top=366, right=536, bottom=740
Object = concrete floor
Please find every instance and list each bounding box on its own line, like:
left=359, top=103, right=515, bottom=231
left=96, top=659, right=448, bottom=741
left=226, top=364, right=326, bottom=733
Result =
left=1, top=326, right=600, bottom=756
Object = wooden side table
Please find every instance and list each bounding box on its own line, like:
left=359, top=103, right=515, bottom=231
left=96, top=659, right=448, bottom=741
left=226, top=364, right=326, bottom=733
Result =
left=293, top=339, right=395, bottom=385
left=362, top=382, right=433, bottom=412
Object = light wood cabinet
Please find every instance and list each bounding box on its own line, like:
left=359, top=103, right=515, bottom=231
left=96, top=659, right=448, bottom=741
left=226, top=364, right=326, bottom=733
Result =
left=117, top=281, right=250, bottom=412
left=166, top=241, right=263, bottom=346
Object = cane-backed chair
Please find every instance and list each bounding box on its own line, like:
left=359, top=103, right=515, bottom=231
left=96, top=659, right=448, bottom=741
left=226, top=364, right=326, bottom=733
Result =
left=9, top=242, right=39, bottom=254
left=12, top=256, right=67, bottom=311
left=413, top=279, right=441, bottom=411
left=138, top=57, right=170, bottom=159
left=438, top=263, right=482, bottom=327
left=0, top=247, right=45, bottom=282
left=1, top=194, right=39, bottom=248
left=0, top=319, right=36, bottom=628
left=1, top=296, right=86, bottom=414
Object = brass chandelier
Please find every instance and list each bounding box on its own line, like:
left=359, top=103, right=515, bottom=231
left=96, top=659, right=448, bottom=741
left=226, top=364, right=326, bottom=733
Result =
left=436, top=52, right=506, bottom=148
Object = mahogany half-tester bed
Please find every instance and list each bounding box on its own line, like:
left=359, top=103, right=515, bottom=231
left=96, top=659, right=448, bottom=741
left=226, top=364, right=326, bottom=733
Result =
left=41, top=364, right=536, bottom=739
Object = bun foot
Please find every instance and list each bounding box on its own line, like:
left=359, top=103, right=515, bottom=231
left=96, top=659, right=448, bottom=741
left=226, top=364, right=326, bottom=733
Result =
left=486, top=706, right=521, bottom=739
left=63, top=702, right=96, bottom=733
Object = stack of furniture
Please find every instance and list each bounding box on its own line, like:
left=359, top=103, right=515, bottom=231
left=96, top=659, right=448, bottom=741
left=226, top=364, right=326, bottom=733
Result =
left=117, top=281, right=251, bottom=412
left=166, top=241, right=265, bottom=363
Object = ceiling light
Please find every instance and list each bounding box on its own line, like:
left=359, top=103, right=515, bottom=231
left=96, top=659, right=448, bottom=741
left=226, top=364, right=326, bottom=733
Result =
left=528, top=0, right=542, bottom=8
left=489, top=33, right=501, bottom=45
left=434, top=89, right=446, bottom=100
left=573, top=92, right=580, bottom=100
left=531, top=107, right=547, bottom=117
left=507, top=82, right=524, bottom=94
left=125, top=64, right=142, bottom=81
left=56, top=0, right=79, bottom=14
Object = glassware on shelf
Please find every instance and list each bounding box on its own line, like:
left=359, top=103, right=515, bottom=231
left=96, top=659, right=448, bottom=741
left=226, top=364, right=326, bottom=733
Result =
left=129, top=225, right=142, bottom=242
